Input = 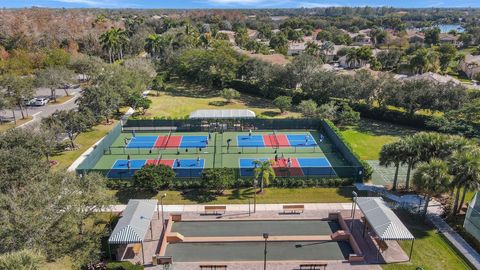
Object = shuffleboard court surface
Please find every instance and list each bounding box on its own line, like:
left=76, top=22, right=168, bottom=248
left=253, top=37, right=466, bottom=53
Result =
left=165, top=241, right=353, bottom=262
left=172, top=220, right=341, bottom=237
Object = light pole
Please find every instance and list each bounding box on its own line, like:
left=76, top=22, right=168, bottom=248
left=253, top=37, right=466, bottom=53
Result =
left=160, top=193, right=166, bottom=231
left=350, top=191, right=358, bottom=233
left=263, top=233, right=269, bottom=270
left=254, top=179, right=258, bottom=213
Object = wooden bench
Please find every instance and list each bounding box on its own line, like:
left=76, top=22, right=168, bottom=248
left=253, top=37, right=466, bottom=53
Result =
left=299, top=263, right=328, bottom=270
left=200, top=264, right=227, bottom=269
left=283, top=204, right=305, bottom=214
left=204, top=205, right=226, bottom=215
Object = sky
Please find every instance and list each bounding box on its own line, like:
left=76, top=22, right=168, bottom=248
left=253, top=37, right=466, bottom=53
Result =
left=1, top=0, right=479, bottom=9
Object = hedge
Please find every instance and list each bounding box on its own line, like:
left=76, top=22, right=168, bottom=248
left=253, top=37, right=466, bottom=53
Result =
left=323, top=119, right=373, bottom=181
left=106, top=262, right=143, bottom=270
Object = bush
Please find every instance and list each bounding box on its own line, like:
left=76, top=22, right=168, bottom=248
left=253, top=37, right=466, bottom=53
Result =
left=201, top=168, right=235, bottom=194
left=271, top=177, right=353, bottom=188
left=133, top=164, right=175, bottom=191
left=106, top=261, right=143, bottom=270
left=273, top=96, right=292, bottom=113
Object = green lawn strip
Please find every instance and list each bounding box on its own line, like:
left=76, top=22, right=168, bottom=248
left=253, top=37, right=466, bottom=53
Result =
left=339, top=119, right=419, bottom=160
left=51, top=120, right=118, bottom=171
left=109, top=187, right=356, bottom=205
left=382, top=225, right=471, bottom=270
left=0, top=116, right=33, bottom=132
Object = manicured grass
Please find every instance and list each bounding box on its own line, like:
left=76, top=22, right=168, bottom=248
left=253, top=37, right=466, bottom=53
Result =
left=0, top=116, right=32, bottom=132
left=51, top=120, right=118, bottom=171
left=144, top=82, right=300, bottom=119
left=382, top=223, right=471, bottom=270
left=339, top=119, right=418, bottom=160
left=109, top=187, right=356, bottom=205
left=49, top=95, right=74, bottom=104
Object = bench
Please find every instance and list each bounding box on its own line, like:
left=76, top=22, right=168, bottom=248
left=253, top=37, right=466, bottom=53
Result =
left=204, top=205, right=226, bottom=215
left=282, top=204, right=305, bottom=214
left=299, top=263, right=328, bottom=270
left=200, top=265, right=227, bottom=269
left=156, top=256, right=173, bottom=265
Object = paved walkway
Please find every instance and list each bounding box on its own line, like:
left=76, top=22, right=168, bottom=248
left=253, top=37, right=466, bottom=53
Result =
left=356, top=183, right=480, bottom=269
left=106, top=203, right=354, bottom=213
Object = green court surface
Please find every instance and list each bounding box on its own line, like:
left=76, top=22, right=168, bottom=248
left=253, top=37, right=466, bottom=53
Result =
left=93, top=130, right=355, bottom=178
left=165, top=241, right=353, bottom=262
left=172, top=220, right=341, bottom=237
left=367, top=160, right=411, bottom=186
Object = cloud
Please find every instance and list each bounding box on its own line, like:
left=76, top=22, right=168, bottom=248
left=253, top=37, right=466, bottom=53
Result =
left=297, top=2, right=340, bottom=8
left=54, top=0, right=103, bottom=6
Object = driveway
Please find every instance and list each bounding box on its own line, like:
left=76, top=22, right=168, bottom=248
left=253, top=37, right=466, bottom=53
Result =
left=0, top=87, right=82, bottom=127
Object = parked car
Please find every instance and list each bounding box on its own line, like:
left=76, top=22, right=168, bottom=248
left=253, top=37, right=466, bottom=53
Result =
left=25, top=98, right=37, bottom=106
left=33, top=97, right=49, bottom=106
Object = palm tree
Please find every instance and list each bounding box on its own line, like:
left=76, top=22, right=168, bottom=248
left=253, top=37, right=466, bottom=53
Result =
left=145, top=34, right=162, bottom=58
left=403, top=136, right=420, bottom=190
left=305, top=41, right=321, bottom=56
left=448, top=146, right=480, bottom=216
left=345, top=48, right=360, bottom=68
left=199, top=33, right=212, bottom=49
left=413, top=159, right=451, bottom=217
left=99, top=28, right=128, bottom=63
left=253, top=160, right=275, bottom=193
left=320, top=41, right=335, bottom=55
left=379, top=141, right=406, bottom=191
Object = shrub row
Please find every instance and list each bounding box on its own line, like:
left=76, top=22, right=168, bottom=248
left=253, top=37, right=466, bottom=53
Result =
left=323, top=119, right=373, bottom=181
left=106, top=262, right=143, bottom=270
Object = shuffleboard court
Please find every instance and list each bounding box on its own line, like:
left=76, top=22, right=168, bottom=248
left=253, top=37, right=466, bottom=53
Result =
left=172, top=220, right=341, bottom=237
left=165, top=241, right=353, bottom=262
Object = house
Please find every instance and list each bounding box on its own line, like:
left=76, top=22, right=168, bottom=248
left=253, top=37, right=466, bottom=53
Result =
left=349, top=32, right=372, bottom=46
left=439, top=33, right=461, bottom=47
left=407, top=30, right=425, bottom=44
left=287, top=42, right=307, bottom=56
left=217, top=30, right=236, bottom=44
left=459, top=54, right=480, bottom=79
left=403, top=72, right=461, bottom=84
left=247, top=29, right=259, bottom=40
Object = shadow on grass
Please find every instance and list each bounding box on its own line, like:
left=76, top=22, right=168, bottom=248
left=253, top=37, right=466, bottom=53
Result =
left=261, top=111, right=281, bottom=117
left=227, top=188, right=255, bottom=201
left=208, top=101, right=229, bottom=106
left=180, top=189, right=218, bottom=203
left=164, top=81, right=219, bottom=98
left=114, top=188, right=158, bottom=204
left=353, top=119, right=419, bottom=137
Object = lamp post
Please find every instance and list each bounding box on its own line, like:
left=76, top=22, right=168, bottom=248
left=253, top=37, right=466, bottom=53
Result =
left=350, top=191, right=358, bottom=232
left=160, top=193, right=166, bottom=231
left=253, top=179, right=258, bottom=213
left=263, top=233, right=269, bottom=270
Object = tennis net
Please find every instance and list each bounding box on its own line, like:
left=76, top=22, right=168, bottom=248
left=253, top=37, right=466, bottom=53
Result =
left=156, top=153, right=163, bottom=165
left=163, top=130, right=172, bottom=149
left=272, top=130, right=280, bottom=148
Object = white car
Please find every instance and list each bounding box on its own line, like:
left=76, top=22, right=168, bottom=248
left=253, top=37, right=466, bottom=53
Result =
left=33, top=97, right=49, bottom=106
left=25, top=98, right=37, bottom=106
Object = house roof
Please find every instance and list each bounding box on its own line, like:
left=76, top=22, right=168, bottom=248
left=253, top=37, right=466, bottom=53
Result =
left=465, top=54, right=480, bottom=65
left=356, top=197, right=415, bottom=241
left=405, top=72, right=461, bottom=84
left=108, top=199, right=157, bottom=244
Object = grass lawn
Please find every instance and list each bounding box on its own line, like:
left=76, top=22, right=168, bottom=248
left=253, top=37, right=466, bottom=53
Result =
left=0, top=116, right=32, bottom=132
left=109, top=187, right=356, bottom=205
left=49, top=95, right=75, bottom=105
left=339, top=119, right=419, bottom=160
left=382, top=221, right=471, bottom=270
left=51, top=120, right=118, bottom=171
left=144, top=82, right=300, bottom=119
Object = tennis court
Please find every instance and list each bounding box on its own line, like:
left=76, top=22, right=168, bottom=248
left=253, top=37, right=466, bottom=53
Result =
left=107, top=158, right=205, bottom=178
left=239, top=157, right=335, bottom=177
left=88, top=127, right=359, bottom=179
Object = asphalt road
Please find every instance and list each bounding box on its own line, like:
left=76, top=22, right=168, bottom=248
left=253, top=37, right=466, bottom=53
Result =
left=0, top=87, right=82, bottom=127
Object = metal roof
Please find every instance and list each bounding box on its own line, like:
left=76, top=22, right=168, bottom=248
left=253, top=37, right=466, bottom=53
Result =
left=108, top=199, right=157, bottom=244
left=189, top=109, right=256, bottom=119
left=356, top=197, right=414, bottom=241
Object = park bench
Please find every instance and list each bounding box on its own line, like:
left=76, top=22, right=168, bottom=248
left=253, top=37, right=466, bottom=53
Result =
left=299, top=263, right=328, bottom=270
left=199, top=264, right=227, bottom=269
left=204, top=205, right=226, bottom=215
left=282, top=204, right=305, bottom=214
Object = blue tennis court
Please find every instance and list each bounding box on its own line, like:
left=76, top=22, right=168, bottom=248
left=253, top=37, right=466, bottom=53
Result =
left=287, top=134, right=318, bottom=147
left=107, top=158, right=205, bottom=178
left=239, top=157, right=335, bottom=177
left=126, top=136, right=158, bottom=148
left=239, top=158, right=268, bottom=177
left=237, top=135, right=265, bottom=147
left=173, top=158, right=205, bottom=178
left=179, top=135, right=209, bottom=148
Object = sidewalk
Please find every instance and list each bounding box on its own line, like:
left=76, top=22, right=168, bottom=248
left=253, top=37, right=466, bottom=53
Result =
left=106, top=202, right=353, bottom=213
left=356, top=183, right=480, bottom=269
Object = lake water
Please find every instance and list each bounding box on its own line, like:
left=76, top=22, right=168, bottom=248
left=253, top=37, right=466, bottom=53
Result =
left=412, top=24, right=465, bottom=33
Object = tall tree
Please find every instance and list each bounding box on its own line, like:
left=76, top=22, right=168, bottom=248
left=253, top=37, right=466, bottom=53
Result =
left=0, top=74, right=34, bottom=120
left=253, top=160, right=275, bottom=193
left=99, top=27, right=129, bottom=63
left=413, top=159, right=451, bottom=217
left=379, top=141, right=407, bottom=191
left=42, top=110, right=95, bottom=149
left=449, top=147, right=480, bottom=216
left=35, top=67, right=76, bottom=102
